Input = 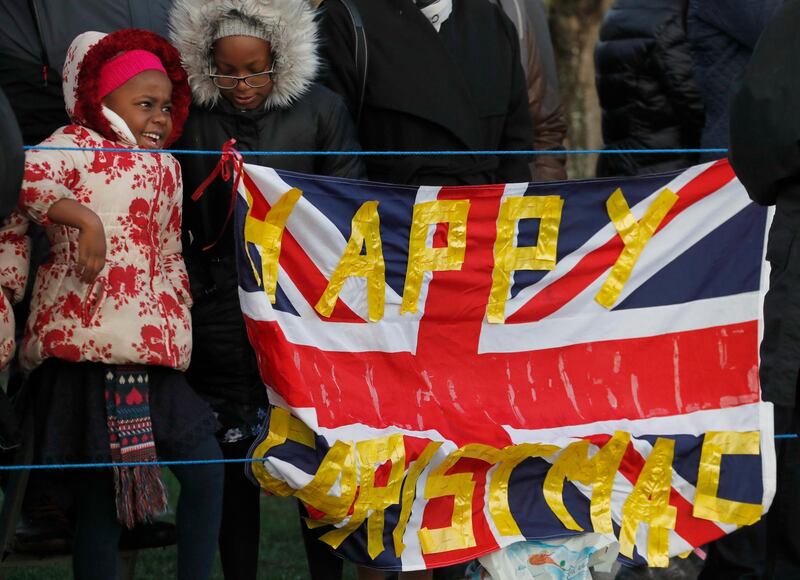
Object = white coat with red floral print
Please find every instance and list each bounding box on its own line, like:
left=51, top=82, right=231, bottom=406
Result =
left=5, top=125, right=193, bottom=372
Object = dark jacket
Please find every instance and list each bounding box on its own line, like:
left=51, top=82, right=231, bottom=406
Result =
left=171, top=0, right=365, bottom=404
left=0, top=89, right=23, bottom=221
left=177, top=87, right=365, bottom=260
left=729, top=0, right=800, bottom=408
left=0, top=91, right=21, bottom=443
left=495, top=0, right=568, bottom=181
left=595, top=0, right=704, bottom=177
left=320, top=0, right=533, bottom=186
left=176, top=88, right=364, bottom=404
left=688, top=0, right=783, bottom=160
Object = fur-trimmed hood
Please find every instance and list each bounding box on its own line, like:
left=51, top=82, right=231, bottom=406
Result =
left=169, top=0, right=320, bottom=110
left=62, top=30, right=190, bottom=146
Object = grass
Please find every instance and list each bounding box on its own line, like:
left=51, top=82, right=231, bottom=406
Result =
left=3, top=471, right=359, bottom=579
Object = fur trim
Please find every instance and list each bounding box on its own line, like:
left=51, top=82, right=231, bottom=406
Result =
left=169, top=0, right=320, bottom=110
left=70, top=30, right=190, bottom=146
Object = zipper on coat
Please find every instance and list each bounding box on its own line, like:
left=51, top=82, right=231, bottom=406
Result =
left=149, top=154, right=178, bottom=366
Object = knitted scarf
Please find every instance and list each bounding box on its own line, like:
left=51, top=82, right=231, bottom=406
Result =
left=105, top=365, right=167, bottom=528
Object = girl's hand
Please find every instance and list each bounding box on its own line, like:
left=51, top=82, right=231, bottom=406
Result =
left=76, top=215, right=106, bottom=283
left=46, top=199, right=107, bottom=283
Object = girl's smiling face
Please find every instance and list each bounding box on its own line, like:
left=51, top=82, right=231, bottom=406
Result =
left=103, top=69, right=173, bottom=148
left=211, top=36, right=273, bottom=110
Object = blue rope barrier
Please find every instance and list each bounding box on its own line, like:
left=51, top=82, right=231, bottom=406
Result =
left=22, top=145, right=730, bottom=157
left=0, top=434, right=795, bottom=471
left=0, top=457, right=270, bottom=471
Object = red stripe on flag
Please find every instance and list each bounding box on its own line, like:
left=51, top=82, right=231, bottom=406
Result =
left=507, top=161, right=736, bottom=324
left=241, top=171, right=365, bottom=323
left=245, top=316, right=759, bottom=447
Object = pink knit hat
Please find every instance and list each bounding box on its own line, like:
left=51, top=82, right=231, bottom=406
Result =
left=98, top=49, right=167, bottom=98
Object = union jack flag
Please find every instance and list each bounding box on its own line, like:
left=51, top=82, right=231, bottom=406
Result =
left=237, top=160, right=774, bottom=571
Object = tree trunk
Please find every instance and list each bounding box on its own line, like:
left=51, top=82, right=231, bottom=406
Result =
left=548, top=0, right=613, bottom=178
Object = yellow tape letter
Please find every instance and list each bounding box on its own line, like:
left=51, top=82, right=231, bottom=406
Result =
left=595, top=188, right=678, bottom=309
left=320, top=435, right=406, bottom=558
left=620, top=437, right=677, bottom=568
left=295, top=440, right=358, bottom=524
left=543, top=431, right=630, bottom=534
left=315, top=201, right=386, bottom=321
left=393, top=442, right=442, bottom=557
left=418, top=444, right=500, bottom=554
left=488, top=195, right=564, bottom=323
left=489, top=443, right=560, bottom=536
left=249, top=407, right=293, bottom=496
left=401, top=200, right=470, bottom=314
left=243, top=187, right=303, bottom=303
left=694, top=431, right=762, bottom=525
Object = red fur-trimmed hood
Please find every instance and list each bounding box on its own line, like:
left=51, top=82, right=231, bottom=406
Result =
left=63, top=30, right=190, bottom=146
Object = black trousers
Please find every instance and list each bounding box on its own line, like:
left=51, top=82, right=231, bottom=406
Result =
left=298, top=500, right=345, bottom=580
left=700, top=405, right=800, bottom=579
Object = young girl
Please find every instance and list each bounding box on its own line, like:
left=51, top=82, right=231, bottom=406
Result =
left=169, top=1, right=364, bottom=578
left=0, top=29, right=223, bottom=580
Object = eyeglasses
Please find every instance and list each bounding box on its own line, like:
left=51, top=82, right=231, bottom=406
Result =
left=209, top=67, right=274, bottom=90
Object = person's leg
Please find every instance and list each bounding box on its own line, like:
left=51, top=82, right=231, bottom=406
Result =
left=358, top=569, right=432, bottom=580
left=765, top=405, right=800, bottom=578
left=698, top=523, right=766, bottom=580
left=71, top=472, right=122, bottom=580
left=169, top=434, right=225, bottom=580
left=401, top=572, right=433, bottom=579
left=218, top=438, right=261, bottom=580
left=358, top=568, right=384, bottom=580
left=299, top=500, right=345, bottom=580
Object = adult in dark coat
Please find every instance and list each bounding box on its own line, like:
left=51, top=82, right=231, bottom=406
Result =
left=701, top=2, right=800, bottom=577
left=0, top=0, right=174, bottom=144
left=0, top=89, right=24, bottom=221
left=0, top=87, right=24, bottom=451
left=687, top=0, right=783, bottom=161
left=595, top=0, right=704, bottom=177
left=320, top=0, right=533, bottom=186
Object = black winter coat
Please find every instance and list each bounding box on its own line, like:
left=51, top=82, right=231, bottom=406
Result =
left=595, top=0, right=704, bottom=177
left=320, top=0, right=533, bottom=186
left=176, top=84, right=365, bottom=404
left=729, top=0, right=800, bottom=408
left=0, top=88, right=23, bottom=221
left=688, top=0, right=783, bottom=160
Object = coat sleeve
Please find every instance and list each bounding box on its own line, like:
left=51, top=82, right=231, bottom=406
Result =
left=0, top=210, right=29, bottom=371
left=524, top=0, right=567, bottom=181
left=161, top=161, right=193, bottom=307
left=19, top=132, right=82, bottom=226
left=691, top=0, right=783, bottom=50
left=729, top=0, right=800, bottom=207
left=316, top=92, right=367, bottom=180
left=496, top=7, right=535, bottom=183
left=653, top=13, right=705, bottom=131
left=318, top=0, right=360, bottom=120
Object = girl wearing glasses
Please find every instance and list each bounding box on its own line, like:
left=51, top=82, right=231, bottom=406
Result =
left=169, top=1, right=364, bottom=578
